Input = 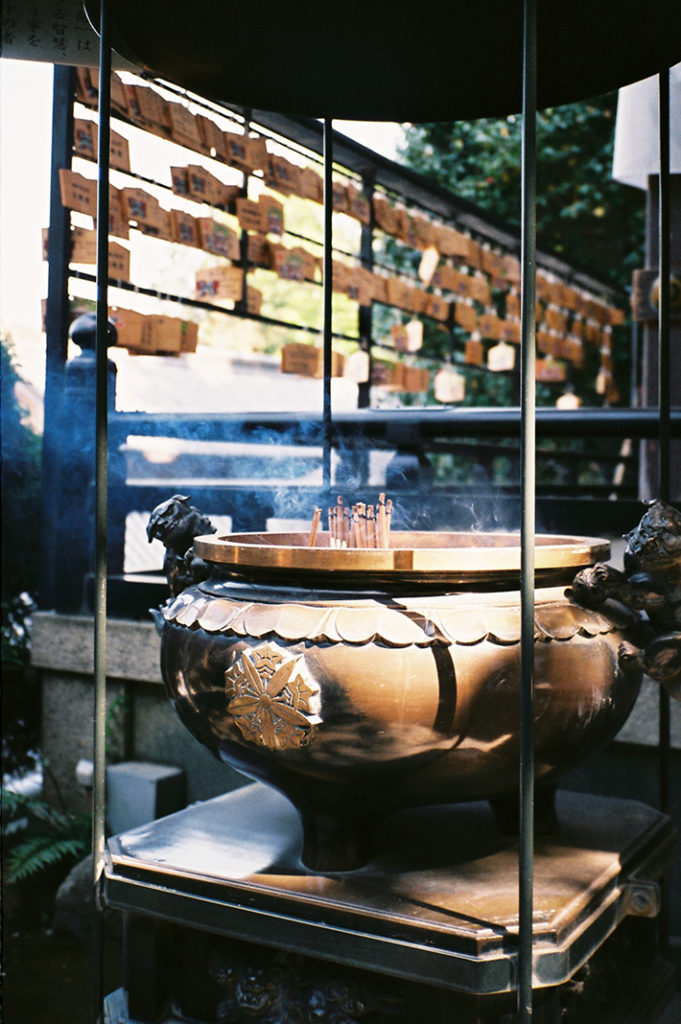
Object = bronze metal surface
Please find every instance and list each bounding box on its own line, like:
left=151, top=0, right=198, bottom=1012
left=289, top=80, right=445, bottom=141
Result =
left=159, top=528, right=641, bottom=870
left=105, top=785, right=675, bottom=995
left=193, top=530, right=610, bottom=588
left=571, top=500, right=681, bottom=700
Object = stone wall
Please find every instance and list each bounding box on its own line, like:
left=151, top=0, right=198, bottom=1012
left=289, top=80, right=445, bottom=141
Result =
left=32, top=612, right=247, bottom=813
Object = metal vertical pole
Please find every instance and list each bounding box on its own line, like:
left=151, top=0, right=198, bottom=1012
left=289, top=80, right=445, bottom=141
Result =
left=322, top=118, right=333, bottom=491
left=518, top=0, right=537, bottom=1019
left=657, top=67, right=671, bottom=954
left=357, top=171, right=375, bottom=411
left=658, top=69, right=671, bottom=508
left=236, top=108, right=252, bottom=313
left=93, top=0, right=112, bottom=1019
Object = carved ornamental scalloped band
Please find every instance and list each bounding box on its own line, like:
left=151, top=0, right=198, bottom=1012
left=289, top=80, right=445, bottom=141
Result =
left=163, top=586, right=625, bottom=647
left=225, top=643, right=322, bottom=751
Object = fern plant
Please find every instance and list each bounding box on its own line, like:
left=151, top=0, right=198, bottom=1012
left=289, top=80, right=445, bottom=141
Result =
left=2, top=787, right=91, bottom=883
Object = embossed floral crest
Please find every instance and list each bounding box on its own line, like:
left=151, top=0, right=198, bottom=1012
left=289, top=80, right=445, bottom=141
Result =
left=225, top=643, right=321, bottom=751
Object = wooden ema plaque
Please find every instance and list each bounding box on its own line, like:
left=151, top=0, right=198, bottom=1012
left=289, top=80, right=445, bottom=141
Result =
left=197, top=115, right=229, bottom=162
left=59, top=169, right=97, bottom=217
left=455, top=302, right=478, bottom=333
left=437, top=225, right=474, bottom=259
left=68, top=229, right=130, bottom=279
left=281, top=343, right=344, bottom=378
left=395, top=207, right=420, bottom=248
left=186, top=165, right=226, bottom=207
left=228, top=134, right=268, bottom=173
left=108, top=242, right=131, bottom=280
left=110, top=307, right=146, bottom=350
left=537, top=329, right=558, bottom=356
left=500, top=320, right=521, bottom=344
left=426, top=293, right=450, bottom=322
left=373, top=195, right=399, bottom=235
left=259, top=195, right=285, bottom=236
left=105, top=187, right=130, bottom=240
left=198, top=220, right=240, bottom=260
left=464, top=337, right=485, bottom=366
left=347, top=267, right=374, bottom=307
left=290, top=246, right=319, bottom=282
left=332, top=181, right=349, bottom=214
left=545, top=306, right=569, bottom=333
left=170, top=167, right=190, bottom=197
left=146, top=316, right=184, bottom=354
left=274, top=248, right=304, bottom=282
left=536, top=358, right=567, bottom=383
left=346, top=184, right=371, bottom=225
left=132, top=85, right=170, bottom=134
left=75, top=67, right=98, bottom=104
left=147, top=316, right=196, bottom=354
left=110, top=74, right=130, bottom=119
left=246, top=287, right=263, bottom=316
left=299, top=167, right=324, bottom=203
left=70, top=226, right=97, bottom=264
left=180, top=320, right=199, bottom=353
left=468, top=275, right=492, bottom=305
left=236, top=197, right=265, bottom=233
left=111, top=310, right=199, bottom=355
left=73, top=119, right=97, bottom=161
left=195, top=265, right=244, bottom=301
left=371, top=275, right=389, bottom=305
left=167, top=101, right=203, bottom=150
left=478, top=312, right=503, bottom=341
left=171, top=210, right=200, bottom=248
left=332, top=261, right=352, bottom=294
left=401, top=364, right=430, bottom=393
left=121, top=188, right=170, bottom=238
left=245, top=234, right=273, bottom=268
left=371, top=358, right=404, bottom=390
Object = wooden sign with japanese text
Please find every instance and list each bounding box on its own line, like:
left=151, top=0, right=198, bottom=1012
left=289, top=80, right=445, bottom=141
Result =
left=195, top=265, right=243, bottom=301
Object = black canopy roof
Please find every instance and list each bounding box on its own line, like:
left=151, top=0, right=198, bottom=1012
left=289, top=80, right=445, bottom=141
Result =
left=85, top=0, right=681, bottom=120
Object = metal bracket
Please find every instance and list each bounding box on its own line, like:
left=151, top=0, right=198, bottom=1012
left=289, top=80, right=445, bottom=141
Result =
left=622, top=880, right=660, bottom=918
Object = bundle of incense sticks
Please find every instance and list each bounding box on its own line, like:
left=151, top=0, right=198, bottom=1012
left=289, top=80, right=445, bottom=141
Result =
left=308, top=494, right=392, bottom=548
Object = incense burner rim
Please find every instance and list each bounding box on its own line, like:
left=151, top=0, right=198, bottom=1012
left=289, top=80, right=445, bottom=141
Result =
left=193, top=530, right=611, bottom=582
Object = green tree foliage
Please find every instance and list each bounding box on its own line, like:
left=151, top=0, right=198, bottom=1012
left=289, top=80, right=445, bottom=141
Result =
left=2, top=338, right=43, bottom=776
left=2, top=787, right=90, bottom=884
left=1, top=337, right=42, bottom=601
left=400, top=94, right=644, bottom=290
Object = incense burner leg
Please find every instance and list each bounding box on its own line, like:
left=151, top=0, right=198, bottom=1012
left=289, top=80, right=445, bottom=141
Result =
left=488, top=783, right=559, bottom=837
left=299, top=805, right=375, bottom=873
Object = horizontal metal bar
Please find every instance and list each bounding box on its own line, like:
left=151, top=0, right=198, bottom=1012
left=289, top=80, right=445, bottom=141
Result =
left=110, top=407, right=681, bottom=443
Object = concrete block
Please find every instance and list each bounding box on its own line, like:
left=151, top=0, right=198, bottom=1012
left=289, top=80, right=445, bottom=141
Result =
left=106, top=761, right=186, bottom=834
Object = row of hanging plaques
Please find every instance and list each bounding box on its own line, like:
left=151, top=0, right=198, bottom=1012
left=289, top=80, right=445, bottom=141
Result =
left=62, top=67, right=625, bottom=401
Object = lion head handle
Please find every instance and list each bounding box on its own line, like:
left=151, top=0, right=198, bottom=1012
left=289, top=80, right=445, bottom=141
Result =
left=147, top=494, right=216, bottom=597
left=571, top=500, right=681, bottom=700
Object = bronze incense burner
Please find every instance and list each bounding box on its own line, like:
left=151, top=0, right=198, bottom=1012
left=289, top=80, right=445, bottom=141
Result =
left=156, top=520, right=643, bottom=871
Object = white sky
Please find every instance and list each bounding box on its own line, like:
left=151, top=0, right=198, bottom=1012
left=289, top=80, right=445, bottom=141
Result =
left=0, top=58, right=404, bottom=395
left=0, top=60, right=54, bottom=364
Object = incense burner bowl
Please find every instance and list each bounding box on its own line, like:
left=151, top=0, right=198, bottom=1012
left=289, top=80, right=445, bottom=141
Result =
left=158, top=531, right=641, bottom=870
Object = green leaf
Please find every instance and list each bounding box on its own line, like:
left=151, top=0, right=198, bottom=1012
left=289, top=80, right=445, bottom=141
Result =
left=7, top=835, right=87, bottom=882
